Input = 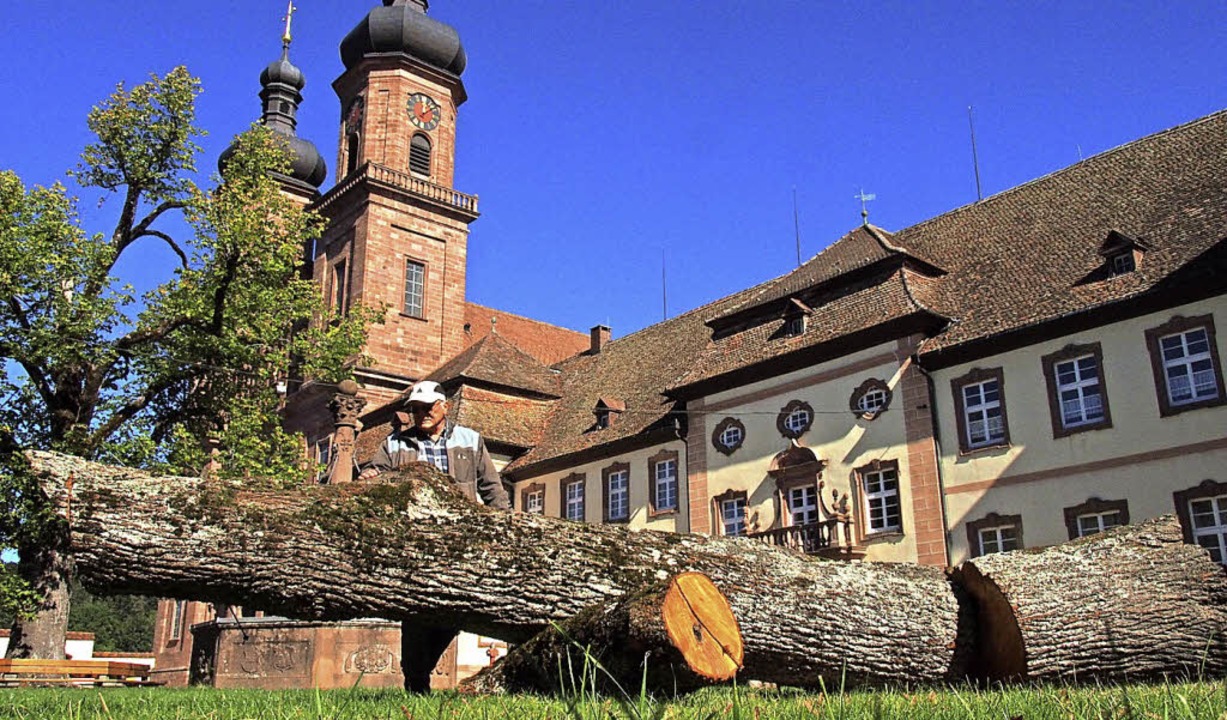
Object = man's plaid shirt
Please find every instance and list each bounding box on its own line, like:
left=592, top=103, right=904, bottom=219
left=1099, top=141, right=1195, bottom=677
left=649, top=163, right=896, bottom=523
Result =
left=414, top=434, right=449, bottom=474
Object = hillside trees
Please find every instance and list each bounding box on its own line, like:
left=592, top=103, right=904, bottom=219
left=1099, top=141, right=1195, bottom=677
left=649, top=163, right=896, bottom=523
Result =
left=0, top=67, right=374, bottom=658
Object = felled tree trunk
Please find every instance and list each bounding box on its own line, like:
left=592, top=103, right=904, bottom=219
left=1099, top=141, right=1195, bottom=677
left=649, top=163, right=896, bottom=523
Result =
left=463, top=572, right=744, bottom=695
left=28, top=451, right=968, bottom=689
left=951, top=516, right=1227, bottom=683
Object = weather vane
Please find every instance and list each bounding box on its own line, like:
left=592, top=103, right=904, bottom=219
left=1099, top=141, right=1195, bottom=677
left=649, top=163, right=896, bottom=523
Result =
left=855, top=188, right=876, bottom=226
left=282, top=2, right=297, bottom=50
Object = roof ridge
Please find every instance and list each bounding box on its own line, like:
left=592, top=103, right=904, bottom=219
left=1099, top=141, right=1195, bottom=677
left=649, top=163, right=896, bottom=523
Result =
left=901, top=109, right=1227, bottom=238
left=465, top=301, right=586, bottom=337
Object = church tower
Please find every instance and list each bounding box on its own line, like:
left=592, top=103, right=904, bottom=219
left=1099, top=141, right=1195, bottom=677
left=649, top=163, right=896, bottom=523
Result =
left=304, top=0, right=479, bottom=423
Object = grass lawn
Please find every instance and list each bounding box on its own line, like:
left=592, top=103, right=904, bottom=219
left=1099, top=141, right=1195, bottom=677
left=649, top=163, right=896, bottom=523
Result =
left=1, top=681, right=1224, bottom=719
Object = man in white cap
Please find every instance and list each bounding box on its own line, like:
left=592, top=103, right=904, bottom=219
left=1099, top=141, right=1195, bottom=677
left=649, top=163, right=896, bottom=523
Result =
left=358, top=380, right=510, bottom=692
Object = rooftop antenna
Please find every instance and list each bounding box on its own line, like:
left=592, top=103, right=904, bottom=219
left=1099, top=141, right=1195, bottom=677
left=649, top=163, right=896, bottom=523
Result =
left=968, top=105, right=983, bottom=201
left=855, top=188, right=876, bottom=226
left=281, top=2, right=297, bottom=54
left=792, top=187, right=802, bottom=267
left=661, top=249, right=668, bottom=321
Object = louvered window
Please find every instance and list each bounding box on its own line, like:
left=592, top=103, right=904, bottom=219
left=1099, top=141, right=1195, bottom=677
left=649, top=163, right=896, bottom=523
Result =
left=410, top=133, right=431, bottom=176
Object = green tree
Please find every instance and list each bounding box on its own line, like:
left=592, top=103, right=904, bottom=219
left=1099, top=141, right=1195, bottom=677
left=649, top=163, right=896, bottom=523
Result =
left=0, top=67, right=374, bottom=658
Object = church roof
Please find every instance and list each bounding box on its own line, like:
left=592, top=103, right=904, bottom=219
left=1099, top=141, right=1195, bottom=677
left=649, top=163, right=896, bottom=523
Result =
left=424, top=331, right=560, bottom=399
left=463, top=302, right=589, bottom=366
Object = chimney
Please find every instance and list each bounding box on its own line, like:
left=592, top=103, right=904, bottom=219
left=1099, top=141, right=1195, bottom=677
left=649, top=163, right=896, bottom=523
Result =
left=590, top=325, right=611, bottom=354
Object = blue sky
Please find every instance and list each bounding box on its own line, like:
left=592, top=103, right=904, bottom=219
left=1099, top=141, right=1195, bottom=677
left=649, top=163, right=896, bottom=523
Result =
left=2, top=1, right=1225, bottom=339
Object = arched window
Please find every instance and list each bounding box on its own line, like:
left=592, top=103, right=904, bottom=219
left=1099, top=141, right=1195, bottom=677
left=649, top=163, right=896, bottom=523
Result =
left=345, top=133, right=361, bottom=175
left=410, top=133, right=432, bottom=177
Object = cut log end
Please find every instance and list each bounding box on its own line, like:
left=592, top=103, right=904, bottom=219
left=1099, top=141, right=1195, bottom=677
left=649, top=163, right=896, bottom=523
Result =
left=662, top=572, right=743, bottom=681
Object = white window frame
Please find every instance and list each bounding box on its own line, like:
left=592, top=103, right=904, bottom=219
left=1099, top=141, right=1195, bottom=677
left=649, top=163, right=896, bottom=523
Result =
left=1189, top=494, right=1227, bottom=565
left=721, top=497, right=746, bottom=537
left=1054, top=354, right=1105, bottom=428
left=607, top=469, right=629, bottom=521
left=784, top=408, right=811, bottom=435
left=1160, top=328, right=1219, bottom=406
left=524, top=490, right=544, bottom=515
left=788, top=486, right=818, bottom=526
left=857, top=388, right=889, bottom=414
left=653, top=459, right=678, bottom=512
left=978, top=524, right=1021, bottom=555
left=169, top=600, right=187, bottom=643
left=962, top=379, right=1005, bottom=448
left=1075, top=510, right=1122, bottom=537
left=315, top=437, right=332, bottom=483
left=1111, top=252, right=1135, bottom=275
left=565, top=480, right=585, bottom=522
left=720, top=424, right=743, bottom=448
left=862, top=467, right=902, bottom=533
left=403, top=259, right=425, bottom=317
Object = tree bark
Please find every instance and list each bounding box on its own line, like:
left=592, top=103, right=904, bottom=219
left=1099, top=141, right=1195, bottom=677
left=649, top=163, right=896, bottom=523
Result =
left=5, top=523, right=73, bottom=660
left=26, top=451, right=1227, bottom=689
left=951, top=516, right=1227, bottom=683
left=28, top=451, right=969, bottom=689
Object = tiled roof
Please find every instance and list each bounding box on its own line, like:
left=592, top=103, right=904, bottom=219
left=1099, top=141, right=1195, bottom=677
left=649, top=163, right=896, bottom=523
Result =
left=714, top=225, right=943, bottom=323
left=464, top=302, right=588, bottom=365
left=425, top=331, right=561, bottom=398
left=899, top=110, right=1227, bottom=356
left=504, top=284, right=768, bottom=475
left=672, top=267, right=945, bottom=391
left=450, top=385, right=555, bottom=450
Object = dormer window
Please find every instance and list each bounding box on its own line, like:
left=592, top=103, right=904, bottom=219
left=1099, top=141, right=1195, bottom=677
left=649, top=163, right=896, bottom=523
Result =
left=594, top=398, right=625, bottom=430
left=1111, top=252, right=1136, bottom=276
left=1098, top=230, right=1148, bottom=278
left=782, top=298, right=811, bottom=338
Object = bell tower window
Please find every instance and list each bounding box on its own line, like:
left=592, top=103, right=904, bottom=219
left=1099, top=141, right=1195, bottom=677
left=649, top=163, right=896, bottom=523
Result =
left=410, top=133, right=432, bottom=177
left=345, top=133, right=361, bottom=176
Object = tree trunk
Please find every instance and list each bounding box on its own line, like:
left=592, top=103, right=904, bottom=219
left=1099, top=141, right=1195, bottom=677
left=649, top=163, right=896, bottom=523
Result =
left=5, top=523, right=73, bottom=660
left=25, top=451, right=1227, bottom=689
left=463, top=572, right=744, bottom=695
left=28, top=451, right=968, bottom=688
left=951, top=516, right=1227, bottom=683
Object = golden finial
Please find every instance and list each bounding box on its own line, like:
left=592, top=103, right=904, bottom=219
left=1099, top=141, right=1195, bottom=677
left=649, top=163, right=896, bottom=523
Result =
left=282, top=2, right=297, bottom=51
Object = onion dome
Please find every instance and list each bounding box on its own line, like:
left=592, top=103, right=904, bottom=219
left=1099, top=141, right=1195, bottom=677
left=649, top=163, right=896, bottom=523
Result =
left=340, top=0, right=466, bottom=76
left=219, top=43, right=327, bottom=189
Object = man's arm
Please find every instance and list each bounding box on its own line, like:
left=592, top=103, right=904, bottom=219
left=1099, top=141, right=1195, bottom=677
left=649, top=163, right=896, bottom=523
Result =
left=474, top=436, right=511, bottom=510
left=358, top=435, right=397, bottom=480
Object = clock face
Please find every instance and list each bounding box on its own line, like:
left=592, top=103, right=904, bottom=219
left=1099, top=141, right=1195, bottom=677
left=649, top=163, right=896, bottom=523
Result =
left=408, top=93, right=441, bottom=131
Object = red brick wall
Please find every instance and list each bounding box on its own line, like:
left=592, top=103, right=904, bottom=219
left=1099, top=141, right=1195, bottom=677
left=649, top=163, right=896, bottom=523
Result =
left=897, top=336, right=948, bottom=566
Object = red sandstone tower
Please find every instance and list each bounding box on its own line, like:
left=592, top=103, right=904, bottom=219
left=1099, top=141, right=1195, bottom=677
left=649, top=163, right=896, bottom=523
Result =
left=285, top=0, right=480, bottom=449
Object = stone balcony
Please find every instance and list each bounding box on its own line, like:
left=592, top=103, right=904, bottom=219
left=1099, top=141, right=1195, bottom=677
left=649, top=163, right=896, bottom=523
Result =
left=314, top=162, right=479, bottom=222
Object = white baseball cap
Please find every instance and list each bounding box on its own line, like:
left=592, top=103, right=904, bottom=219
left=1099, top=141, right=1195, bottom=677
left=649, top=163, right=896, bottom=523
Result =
left=406, top=380, right=446, bottom=406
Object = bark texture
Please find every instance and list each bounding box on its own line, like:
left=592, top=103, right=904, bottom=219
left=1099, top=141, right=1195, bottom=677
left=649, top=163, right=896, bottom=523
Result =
left=952, top=516, right=1227, bottom=683
left=28, top=451, right=967, bottom=688
left=5, top=524, right=73, bottom=660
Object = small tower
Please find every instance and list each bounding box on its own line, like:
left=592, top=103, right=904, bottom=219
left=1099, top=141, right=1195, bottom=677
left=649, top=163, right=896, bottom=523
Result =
left=219, top=3, right=327, bottom=205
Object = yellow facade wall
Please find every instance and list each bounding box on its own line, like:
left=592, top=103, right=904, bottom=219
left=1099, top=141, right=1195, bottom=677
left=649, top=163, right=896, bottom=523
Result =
left=508, top=441, right=689, bottom=532
left=698, top=342, right=921, bottom=562
left=933, top=297, right=1227, bottom=563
